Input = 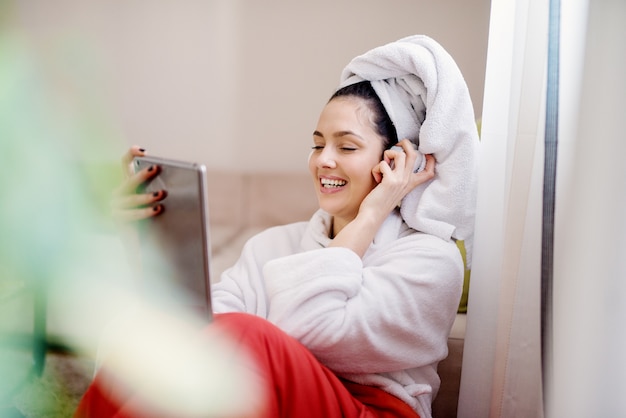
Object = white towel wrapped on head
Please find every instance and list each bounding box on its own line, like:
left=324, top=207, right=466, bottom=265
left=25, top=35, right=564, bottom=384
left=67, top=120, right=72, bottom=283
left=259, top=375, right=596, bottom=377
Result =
left=339, top=35, right=479, bottom=266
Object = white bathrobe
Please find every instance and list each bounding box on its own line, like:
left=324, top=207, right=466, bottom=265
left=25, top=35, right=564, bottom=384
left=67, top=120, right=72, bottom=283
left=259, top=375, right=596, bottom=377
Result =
left=212, top=208, right=463, bottom=418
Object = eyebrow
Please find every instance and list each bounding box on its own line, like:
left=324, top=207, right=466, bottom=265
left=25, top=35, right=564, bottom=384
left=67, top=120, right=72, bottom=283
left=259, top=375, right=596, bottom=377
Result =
left=312, top=130, right=365, bottom=140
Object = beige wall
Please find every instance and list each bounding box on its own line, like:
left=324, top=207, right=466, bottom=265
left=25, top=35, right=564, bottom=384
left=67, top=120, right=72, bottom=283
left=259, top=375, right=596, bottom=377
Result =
left=13, top=0, right=490, bottom=173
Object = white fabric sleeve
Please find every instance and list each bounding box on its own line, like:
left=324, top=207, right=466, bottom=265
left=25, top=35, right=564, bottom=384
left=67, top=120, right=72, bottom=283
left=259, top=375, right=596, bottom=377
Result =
left=263, top=234, right=463, bottom=374
left=210, top=223, right=307, bottom=316
left=210, top=238, right=268, bottom=315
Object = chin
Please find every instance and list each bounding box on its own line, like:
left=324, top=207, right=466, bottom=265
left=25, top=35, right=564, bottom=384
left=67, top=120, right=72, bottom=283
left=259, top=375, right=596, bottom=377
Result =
left=318, top=202, right=340, bottom=217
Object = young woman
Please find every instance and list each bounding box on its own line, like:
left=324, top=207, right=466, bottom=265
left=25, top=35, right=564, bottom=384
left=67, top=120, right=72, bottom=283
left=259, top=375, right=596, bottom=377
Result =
left=78, top=35, right=477, bottom=418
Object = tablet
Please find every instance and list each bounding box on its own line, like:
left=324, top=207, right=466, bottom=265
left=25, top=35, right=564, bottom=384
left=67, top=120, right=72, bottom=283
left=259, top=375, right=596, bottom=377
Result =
left=133, top=155, right=213, bottom=321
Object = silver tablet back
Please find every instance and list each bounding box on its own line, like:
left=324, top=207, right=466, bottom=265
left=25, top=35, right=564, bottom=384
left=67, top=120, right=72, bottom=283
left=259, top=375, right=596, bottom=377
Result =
left=133, top=156, right=212, bottom=322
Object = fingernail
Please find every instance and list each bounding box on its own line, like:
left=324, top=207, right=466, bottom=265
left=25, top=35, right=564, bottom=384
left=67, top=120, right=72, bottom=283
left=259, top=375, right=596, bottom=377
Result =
left=153, top=204, right=161, bottom=212
left=152, top=191, right=159, bottom=197
left=139, top=148, right=146, bottom=152
left=148, top=165, right=154, bottom=172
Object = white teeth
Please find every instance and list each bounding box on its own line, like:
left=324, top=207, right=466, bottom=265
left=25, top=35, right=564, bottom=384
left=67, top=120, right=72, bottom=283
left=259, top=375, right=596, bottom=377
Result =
left=321, top=178, right=347, bottom=188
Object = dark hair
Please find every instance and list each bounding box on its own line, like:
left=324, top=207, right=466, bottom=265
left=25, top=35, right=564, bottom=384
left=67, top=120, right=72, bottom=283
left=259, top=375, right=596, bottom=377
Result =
left=329, top=81, right=398, bottom=150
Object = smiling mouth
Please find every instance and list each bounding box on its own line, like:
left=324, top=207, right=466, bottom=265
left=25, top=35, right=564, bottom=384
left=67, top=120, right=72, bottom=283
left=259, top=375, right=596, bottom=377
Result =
left=321, top=178, right=347, bottom=188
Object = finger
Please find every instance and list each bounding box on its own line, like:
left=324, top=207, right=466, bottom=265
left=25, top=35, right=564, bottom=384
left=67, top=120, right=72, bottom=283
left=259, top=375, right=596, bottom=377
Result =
left=399, top=139, right=421, bottom=171
left=121, top=146, right=147, bottom=177
left=112, top=190, right=167, bottom=210
left=410, top=154, right=436, bottom=185
left=397, top=138, right=417, bottom=153
left=113, top=164, right=161, bottom=197
left=384, top=147, right=406, bottom=170
left=112, top=204, right=164, bottom=222
left=394, top=139, right=418, bottom=163
left=422, top=154, right=436, bottom=174
left=371, top=162, right=385, bottom=184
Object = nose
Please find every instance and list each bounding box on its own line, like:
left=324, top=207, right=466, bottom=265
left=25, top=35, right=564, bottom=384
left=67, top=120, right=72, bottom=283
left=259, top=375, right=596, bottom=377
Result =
left=316, top=147, right=337, bottom=169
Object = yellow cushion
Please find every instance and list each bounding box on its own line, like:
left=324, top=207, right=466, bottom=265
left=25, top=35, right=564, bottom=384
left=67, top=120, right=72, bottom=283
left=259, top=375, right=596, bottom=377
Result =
left=455, top=240, right=470, bottom=313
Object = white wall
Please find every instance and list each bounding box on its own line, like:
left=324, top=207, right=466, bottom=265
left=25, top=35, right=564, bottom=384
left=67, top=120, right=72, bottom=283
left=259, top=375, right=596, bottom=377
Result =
left=13, top=0, right=490, bottom=173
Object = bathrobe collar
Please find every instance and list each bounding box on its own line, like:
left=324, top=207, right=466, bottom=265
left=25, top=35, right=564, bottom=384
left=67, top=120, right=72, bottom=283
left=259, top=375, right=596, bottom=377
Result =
left=301, top=209, right=410, bottom=252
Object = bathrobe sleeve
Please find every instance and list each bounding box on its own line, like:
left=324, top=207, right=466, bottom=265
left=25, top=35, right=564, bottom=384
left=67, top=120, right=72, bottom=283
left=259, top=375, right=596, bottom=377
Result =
left=264, top=233, right=463, bottom=375
left=210, top=222, right=310, bottom=317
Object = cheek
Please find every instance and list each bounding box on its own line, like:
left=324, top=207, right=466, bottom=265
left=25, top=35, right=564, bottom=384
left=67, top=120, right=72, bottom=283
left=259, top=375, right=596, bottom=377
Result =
left=362, top=155, right=381, bottom=178
left=351, top=160, right=378, bottom=190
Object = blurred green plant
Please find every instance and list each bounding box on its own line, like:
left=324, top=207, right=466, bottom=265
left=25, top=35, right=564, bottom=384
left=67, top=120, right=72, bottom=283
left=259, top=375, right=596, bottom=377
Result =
left=0, top=3, right=126, bottom=415
left=0, top=4, right=261, bottom=417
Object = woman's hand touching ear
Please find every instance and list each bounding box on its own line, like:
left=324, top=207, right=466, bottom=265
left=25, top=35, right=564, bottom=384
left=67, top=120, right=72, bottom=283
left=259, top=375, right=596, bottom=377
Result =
left=372, top=139, right=435, bottom=191
left=367, top=142, right=435, bottom=218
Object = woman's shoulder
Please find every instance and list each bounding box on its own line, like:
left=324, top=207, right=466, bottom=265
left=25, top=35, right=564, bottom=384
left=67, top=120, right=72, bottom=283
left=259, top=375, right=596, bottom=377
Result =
left=370, top=215, right=464, bottom=272
left=375, top=209, right=458, bottom=253
left=401, top=229, right=463, bottom=260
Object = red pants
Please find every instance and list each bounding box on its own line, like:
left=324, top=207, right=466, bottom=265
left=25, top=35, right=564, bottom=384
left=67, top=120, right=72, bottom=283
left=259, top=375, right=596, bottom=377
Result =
left=75, top=312, right=419, bottom=418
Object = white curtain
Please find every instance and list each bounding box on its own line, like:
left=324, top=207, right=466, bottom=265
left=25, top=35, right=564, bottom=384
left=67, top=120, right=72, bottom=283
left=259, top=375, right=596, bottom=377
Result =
left=457, top=0, right=549, bottom=416
left=458, top=0, right=626, bottom=416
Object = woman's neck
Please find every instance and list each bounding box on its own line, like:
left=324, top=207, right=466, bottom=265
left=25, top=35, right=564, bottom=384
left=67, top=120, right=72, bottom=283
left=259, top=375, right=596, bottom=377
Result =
left=329, top=216, right=350, bottom=239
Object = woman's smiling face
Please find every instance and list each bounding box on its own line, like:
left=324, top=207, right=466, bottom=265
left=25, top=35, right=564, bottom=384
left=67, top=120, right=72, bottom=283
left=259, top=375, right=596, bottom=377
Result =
left=309, top=96, right=386, bottom=227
